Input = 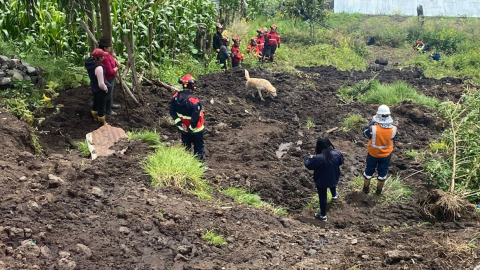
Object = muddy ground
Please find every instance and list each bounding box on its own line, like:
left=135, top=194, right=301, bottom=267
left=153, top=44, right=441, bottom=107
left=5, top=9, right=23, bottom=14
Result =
left=0, top=65, right=478, bottom=270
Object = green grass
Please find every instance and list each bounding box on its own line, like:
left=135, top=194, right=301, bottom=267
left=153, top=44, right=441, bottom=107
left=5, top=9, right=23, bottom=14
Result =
left=305, top=192, right=333, bottom=210
left=75, top=140, right=90, bottom=157
left=349, top=175, right=413, bottom=205
left=306, top=118, right=315, bottom=130
left=201, top=229, right=227, bottom=247
left=342, top=114, right=366, bottom=132
left=222, top=187, right=288, bottom=216
left=127, top=129, right=161, bottom=147
left=143, top=144, right=211, bottom=199
left=405, top=149, right=420, bottom=159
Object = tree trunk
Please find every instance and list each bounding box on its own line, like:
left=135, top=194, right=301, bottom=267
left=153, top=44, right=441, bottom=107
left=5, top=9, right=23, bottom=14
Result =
left=86, top=1, right=96, bottom=51
left=100, top=0, right=112, bottom=41
left=95, top=0, right=101, bottom=38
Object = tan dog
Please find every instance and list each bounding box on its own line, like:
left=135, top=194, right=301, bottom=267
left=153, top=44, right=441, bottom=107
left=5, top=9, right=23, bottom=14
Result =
left=245, top=69, right=277, bottom=101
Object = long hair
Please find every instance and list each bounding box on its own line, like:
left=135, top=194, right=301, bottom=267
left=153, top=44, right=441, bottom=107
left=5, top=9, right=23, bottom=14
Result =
left=315, top=136, right=335, bottom=161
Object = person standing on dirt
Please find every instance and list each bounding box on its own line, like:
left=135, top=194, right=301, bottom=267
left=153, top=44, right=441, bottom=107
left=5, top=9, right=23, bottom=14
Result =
left=304, top=136, right=344, bottom=221
left=362, top=105, right=399, bottom=195
left=256, top=28, right=267, bottom=62
left=231, top=37, right=243, bottom=68
left=169, top=74, right=205, bottom=162
left=213, top=23, right=224, bottom=54
left=98, top=36, right=121, bottom=116
left=85, top=49, right=111, bottom=125
left=247, top=36, right=258, bottom=56
left=265, top=24, right=281, bottom=62
left=218, top=36, right=232, bottom=70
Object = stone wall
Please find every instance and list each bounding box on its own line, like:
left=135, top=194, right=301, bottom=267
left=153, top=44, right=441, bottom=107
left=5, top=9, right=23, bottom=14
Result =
left=0, top=55, right=44, bottom=90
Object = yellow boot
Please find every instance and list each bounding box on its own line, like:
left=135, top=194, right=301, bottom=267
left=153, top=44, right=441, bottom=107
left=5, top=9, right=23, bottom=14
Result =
left=97, top=115, right=108, bottom=125
left=362, top=179, right=371, bottom=194
left=376, top=181, right=385, bottom=195
left=91, top=110, right=98, bottom=121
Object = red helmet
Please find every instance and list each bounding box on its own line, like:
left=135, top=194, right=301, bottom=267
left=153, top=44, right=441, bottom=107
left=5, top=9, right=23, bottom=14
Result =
left=222, top=36, right=230, bottom=42
left=271, top=24, right=277, bottom=29
left=178, top=74, right=196, bottom=88
left=250, top=36, right=258, bottom=42
left=233, top=36, right=240, bottom=42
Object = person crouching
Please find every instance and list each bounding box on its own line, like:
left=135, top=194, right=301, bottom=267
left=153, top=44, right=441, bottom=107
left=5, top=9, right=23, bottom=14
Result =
left=85, top=49, right=111, bottom=125
left=362, top=105, right=399, bottom=194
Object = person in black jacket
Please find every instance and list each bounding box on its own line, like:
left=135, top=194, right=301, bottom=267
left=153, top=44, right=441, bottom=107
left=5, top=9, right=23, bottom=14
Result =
left=212, top=23, right=223, bottom=53
left=304, top=136, right=344, bottom=221
left=169, top=74, right=206, bottom=162
left=217, top=36, right=232, bottom=70
left=85, top=48, right=111, bottom=125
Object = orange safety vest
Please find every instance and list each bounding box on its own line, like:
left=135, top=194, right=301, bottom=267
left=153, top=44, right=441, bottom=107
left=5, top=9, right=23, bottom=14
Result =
left=367, top=125, right=397, bottom=158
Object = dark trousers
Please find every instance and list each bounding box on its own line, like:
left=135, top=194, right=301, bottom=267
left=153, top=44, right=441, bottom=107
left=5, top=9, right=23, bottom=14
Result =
left=181, top=132, right=205, bottom=162
left=316, top=184, right=337, bottom=216
left=364, top=153, right=392, bottom=180
left=264, top=45, right=277, bottom=62
left=106, top=78, right=114, bottom=100
left=219, top=58, right=227, bottom=70
left=232, top=61, right=240, bottom=68
left=92, top=91, right=107, bottom=117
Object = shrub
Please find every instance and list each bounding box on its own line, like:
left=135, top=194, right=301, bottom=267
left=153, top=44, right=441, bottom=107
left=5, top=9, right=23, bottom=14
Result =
left=342, top=114, right=366, bottom=133
left=201, top=230, right=227, bottom=247
left=361, top=81, right=439, bottom=108
left=75, top=141, right=90, bottom=158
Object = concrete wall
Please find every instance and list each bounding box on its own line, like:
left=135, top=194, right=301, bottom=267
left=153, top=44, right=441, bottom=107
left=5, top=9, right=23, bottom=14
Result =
left=334, top=0, right=480, bottom=17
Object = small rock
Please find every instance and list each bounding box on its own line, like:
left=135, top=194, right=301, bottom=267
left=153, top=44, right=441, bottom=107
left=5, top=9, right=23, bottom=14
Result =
left=24, top=228, right=32, bottom=238
left=226, top=237, right=235, bottom=243
left=0, top=71, right=5, bottom=78
left=0, top=55, right=9, bottom=63
left=75, top=244, right=92, bottom=259
left=57, top=258, right=76, bottom=270
left=221, top=218, right=227, bottom=223
left=40, top=246, right=52, bottom=258
left=216, top=122, right=228, bottom=131
left=0, top=77, right=12, bottom=86
left=361, top=254, right=369, bottom=260
left=215, top=210, right=223, bottom=216
left=174, top=253, right=189, bottom=262
left=59, top=251, right=70, bottom=258
left=19, top=176, right=27, bottom=182
left=351, top=239, right=358, bottom=245
left=48, top=174, right=65, bottom=188
left=8, top=69, right=23, bottom=80
left=91, top=187, right=104, bottom=197
left=385, top=250, right=411, bottom=264
left=26, top=66, right=36, bottom=75
left=306, top=249, right=317, bottom=256
left=0, top=261, right=5, bottom=270
left=119, top=227, right=130, bottom=234
left=177, top=245, right=192, bottom=255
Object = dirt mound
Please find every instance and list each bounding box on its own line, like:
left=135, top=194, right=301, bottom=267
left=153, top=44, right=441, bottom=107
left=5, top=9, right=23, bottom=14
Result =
left=1, top=65, right=478, bottom=269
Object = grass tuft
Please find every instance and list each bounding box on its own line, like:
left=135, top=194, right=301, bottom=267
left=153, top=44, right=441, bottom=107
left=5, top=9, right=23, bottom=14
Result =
left=405, top=149, right=420, bottom=159
left=143, top=144, right=210, bottom=200
left=305, top=192, right=333, bottom=210
left=75, top=140, right=90, bottom=157
left=127, top=129, right=161, bottom=147
left=222, top=187, right=288, bottom=216
left=306, top=118, right=315, bottom=130
left=201, top=229, right=227, bottom=247
left=349, top=175, right=413, bottom=205
left=342, top=114, right=366, bottom=132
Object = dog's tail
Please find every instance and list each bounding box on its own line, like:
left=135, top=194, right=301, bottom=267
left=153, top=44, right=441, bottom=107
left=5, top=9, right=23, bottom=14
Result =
left=245, top=69, right=250, bottom=80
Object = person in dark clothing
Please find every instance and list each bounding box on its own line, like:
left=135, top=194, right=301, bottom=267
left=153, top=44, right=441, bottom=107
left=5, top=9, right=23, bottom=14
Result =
left=85, top=48, right=111, bottom=125
left=217, top=36, right=232, bottom=70
left=304, top=136, right=344, bottom=221
left=212, top=23, right=224, bottom=53
left=98, top=36, right=121, bottom=116
left=169, top=74, right=206, bottom=162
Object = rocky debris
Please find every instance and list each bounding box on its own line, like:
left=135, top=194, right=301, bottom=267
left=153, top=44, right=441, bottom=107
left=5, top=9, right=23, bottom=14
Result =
left=385, top=250, right=411, bottom=264
left=59, top=251, right=71, bottom=258
left=177, top=245, right=192, bottom=255
left=16, top=240, right=41, bottom=259
left=91, top=187, right=104, bottom=197
left=119, top=226, right=131, bottom=234
left=0, top=55, right=44, bottom=89
left=0, top=261, right=5, bottom=270
left=351, top=238, right=358, bottom=245
left=57, top=258, right=76, bottom=270
left=40, top=246, right=52, bottom=259
left=48, top=174, right=65, bottom=188
left=75, top=244, right=92, bottom=259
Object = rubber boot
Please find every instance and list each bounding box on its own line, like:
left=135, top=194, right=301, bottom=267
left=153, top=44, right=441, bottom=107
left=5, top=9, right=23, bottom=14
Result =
left=105, top=99, right=118, bottom=116
left=376, top=181, right=385, bottom=195
left=91, top=110, right=98, bottom=121
left=111, top=103, right=121, bottom=109
left=97, top=115, right=108, bottom=125
left=362, top=179, right=371, bottom=194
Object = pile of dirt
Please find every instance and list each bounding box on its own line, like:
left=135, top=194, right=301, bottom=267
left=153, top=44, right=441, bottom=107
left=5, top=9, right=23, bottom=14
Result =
left=1, top=65, right=478, bottom=269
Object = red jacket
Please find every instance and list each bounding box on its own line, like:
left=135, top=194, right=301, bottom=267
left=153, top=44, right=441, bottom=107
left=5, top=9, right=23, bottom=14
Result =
left=101, top=53, right=117, bottom=80
left=231, top=44, right=243, bottom=63
left=266, top=31, right=280, bottom=47
left=256, top=35, right=265, bottom=54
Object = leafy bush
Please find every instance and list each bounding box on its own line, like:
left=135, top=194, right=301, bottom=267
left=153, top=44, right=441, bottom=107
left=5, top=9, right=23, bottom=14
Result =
left=75, top=141, right=90, bottom=157
left=201, top=230, right=227, bottom=247
left=127, top=129, right=161, bottom=147
left=342, top=114, right=366, bottom=133
left=405, top=149, right=420, bottom=159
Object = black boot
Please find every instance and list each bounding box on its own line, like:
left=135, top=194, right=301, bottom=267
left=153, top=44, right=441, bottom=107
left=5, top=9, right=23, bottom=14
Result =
left=105, top=99, right=117, bottom=116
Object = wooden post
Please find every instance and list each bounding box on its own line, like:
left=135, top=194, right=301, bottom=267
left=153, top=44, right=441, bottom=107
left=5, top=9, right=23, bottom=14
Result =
left=79, top=19, right=99, bottom=46
left=149, top=23, right=153, bottom=68
left=122, top=36, right=143, bottom=103
left=100, top=0, right=113, bottom=42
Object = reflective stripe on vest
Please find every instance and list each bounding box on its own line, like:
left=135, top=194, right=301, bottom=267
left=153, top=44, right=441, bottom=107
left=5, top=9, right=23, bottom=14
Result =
left=367, top=125, right=396, bottom=158
left=370, top=125, right=397, bottom=149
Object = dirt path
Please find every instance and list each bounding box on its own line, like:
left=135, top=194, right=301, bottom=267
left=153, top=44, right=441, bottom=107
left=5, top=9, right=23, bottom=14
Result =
left=1, top=66, right=478, bottom=269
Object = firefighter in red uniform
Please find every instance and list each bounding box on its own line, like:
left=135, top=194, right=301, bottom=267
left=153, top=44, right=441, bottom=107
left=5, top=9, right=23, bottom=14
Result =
left=247, top=36, right=258, bottom=55
left=265, top=24, right=281, bottom=62
left=231, top=36, right=244, bottom=68
left=169, top=74, right=206, bottom=162
left=256, top=28, right=267, bottom=61
left=362, top=105, right=399, bottom=195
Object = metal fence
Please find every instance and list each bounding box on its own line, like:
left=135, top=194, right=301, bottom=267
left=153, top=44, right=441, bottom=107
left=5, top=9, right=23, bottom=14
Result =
left=334, top=0, right=480, bottom=17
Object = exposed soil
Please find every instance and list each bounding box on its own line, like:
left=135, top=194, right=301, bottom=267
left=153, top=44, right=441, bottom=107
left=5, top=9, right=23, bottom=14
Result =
left=1, top=66, right=479, bottom=270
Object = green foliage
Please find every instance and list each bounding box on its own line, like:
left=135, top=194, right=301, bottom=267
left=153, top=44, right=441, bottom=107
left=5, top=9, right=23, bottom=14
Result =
left=201, top=230, right=227, bottom=247
left=405, top=149, right=420, bottom=159
left=143, top=144, right=210, bottom=200
left=350, top=175, right=413, bottom=205
left=282, top=0, right=328, bottom=25
left=29, top=130, right=43, bottom=155
left=361, top=17, right=410, bottom=47
left=306, top=118, right=315, bottom=130
left=75, top=141, right=90, bottom=157
left=424, top=89, right=480, bottom=201
left=339, top=80, right=439, bottom=109
left=222, top=187, right=288, bottom=216
left=342, top=114, right=366, bottom=132
left=305, top=192, right=332, bottom=210
left=127, top=129, right=161, bottom=147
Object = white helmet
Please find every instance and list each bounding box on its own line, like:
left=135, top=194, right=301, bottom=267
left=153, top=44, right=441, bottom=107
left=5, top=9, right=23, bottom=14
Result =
left=377, top=104, right=391, bottom=115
